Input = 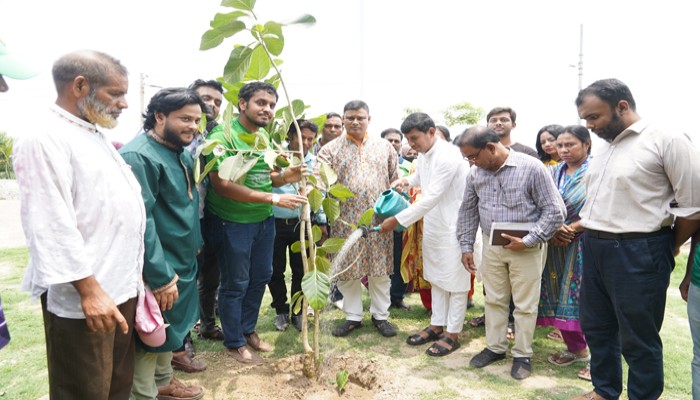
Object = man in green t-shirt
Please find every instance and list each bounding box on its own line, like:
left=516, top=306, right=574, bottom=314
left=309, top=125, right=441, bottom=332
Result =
left=204, top=82, right=306, bottom=364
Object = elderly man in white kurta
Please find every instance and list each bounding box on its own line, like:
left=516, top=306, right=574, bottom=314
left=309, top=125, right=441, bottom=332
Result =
left=379, top=112, right=470, bottom=357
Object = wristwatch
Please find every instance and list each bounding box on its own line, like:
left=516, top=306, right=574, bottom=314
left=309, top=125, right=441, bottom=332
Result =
left=271, top=193, right=280, bottom=206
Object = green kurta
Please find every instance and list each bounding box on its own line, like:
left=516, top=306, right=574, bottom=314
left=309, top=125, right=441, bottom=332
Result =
left=120, top=133, right=202, bottom=352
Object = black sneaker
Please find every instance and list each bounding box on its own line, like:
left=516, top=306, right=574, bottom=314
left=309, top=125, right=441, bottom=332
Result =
left=371, top=316, right=397, bottom=337
left=274, top=314, right=290, bottom=331
left=469, top=348, right=506, bottom=368
left=291, top=315, right=302, bottom=331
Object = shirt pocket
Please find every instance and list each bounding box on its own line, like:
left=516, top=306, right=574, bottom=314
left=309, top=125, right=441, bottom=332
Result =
left=501, top=187, right=525, bottom=209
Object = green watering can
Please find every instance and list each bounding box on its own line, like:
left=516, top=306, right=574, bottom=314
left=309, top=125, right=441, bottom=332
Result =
left=372, top=188, right=411, bottom=232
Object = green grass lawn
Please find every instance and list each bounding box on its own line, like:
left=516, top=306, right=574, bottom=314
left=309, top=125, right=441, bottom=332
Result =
left=0, top=247, right=693, bottom=399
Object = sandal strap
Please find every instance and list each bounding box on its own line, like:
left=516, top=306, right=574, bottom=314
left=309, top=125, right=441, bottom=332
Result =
left=438, top=335, right=458, bottom=347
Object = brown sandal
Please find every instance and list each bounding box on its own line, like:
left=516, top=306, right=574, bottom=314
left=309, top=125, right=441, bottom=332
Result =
left=245, top=332, right=273, bottom=352
left=157, top=378, right=204, bottom=400
left=468, top=315, right=485, bottom=327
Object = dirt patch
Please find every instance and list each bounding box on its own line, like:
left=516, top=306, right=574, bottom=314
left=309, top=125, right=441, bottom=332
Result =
left=187, top=351, right=390, bottom=400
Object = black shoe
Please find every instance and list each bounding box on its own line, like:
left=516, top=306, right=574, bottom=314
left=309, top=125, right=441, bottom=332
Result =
left=274, top=314, right=290, bottom=331
left=469, top=348, right=506, bottom=368
left=371, top=316, right=397, bottom=337
left=511, top=357, right=531, bottom=380
left=291, top=315, right=302, bottom=331
left=332, top=320, right=363, bottom=337
left=390, top=299, right=411, bottom=311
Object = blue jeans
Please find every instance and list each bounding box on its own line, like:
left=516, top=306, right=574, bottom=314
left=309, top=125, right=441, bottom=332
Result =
left=580, top=231, right=674, bottom=400
left=205, top=211, right=275, bottom=349
left=689, top=283, right=700, bottom=399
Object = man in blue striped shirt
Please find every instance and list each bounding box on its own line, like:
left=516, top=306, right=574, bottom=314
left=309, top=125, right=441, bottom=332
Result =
left=456, top=126, right=565, bottom=380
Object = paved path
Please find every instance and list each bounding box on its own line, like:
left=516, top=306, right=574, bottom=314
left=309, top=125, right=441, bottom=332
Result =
left=0, top=200, right=26, bottom=249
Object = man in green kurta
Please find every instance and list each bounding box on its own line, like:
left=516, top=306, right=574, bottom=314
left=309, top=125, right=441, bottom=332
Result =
left=120, top=88, right=206, bottom=400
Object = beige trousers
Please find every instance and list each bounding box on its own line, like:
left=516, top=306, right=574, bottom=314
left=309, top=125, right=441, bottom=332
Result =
left=481, top=233, right=546, bottom=358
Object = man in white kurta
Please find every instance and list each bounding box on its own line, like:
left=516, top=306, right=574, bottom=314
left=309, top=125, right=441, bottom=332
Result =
left=379, top=112, right=470, bottom=356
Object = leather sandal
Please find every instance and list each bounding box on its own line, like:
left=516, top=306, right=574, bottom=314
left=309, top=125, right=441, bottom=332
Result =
left=425, top=336, right=460, bottom=357
left=227, top=345, right=263, bottom=364
left=332, top=320, right=363, bottom=337
left=468, top=315, right=485, bottom=327
left=406, top=326, right=443, bottom=346
left=156, top=377, right=204, bottom=400
left=244, top=332, right=273, bottom=352
left=171, top=351, right=207, bottom=373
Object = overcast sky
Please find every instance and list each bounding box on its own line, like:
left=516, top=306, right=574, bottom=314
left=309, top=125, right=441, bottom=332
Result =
left=1, top=0, right=698, bottom=150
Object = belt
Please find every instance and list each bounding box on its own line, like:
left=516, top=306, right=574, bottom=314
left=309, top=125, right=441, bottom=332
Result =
left=583, top=226, right=672, bottom=240
left=275, top=217, right=300, bottom=226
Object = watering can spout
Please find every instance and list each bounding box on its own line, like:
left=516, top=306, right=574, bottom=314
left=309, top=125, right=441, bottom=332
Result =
left=359, top=225, right=381, bottom=238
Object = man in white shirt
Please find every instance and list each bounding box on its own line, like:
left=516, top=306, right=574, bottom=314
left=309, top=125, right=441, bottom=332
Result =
left=379, top=112, right=470, bottom=356
left=572, top=78, right=700, bottom=400
left=13, top=50, right=145, bottom=400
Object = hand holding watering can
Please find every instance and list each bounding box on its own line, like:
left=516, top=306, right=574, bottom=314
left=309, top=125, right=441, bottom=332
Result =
left=373, top=178, right=411, bottom=234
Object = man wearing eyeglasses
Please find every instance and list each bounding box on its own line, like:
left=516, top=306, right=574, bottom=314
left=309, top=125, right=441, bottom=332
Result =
left=456, top=126, right=565, bottom=380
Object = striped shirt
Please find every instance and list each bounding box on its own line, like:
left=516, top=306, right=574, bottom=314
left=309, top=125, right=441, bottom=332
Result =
left=457, top=149, right=565, bottom=253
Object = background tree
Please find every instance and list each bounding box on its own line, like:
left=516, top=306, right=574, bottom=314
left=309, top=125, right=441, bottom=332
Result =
left=441, top=101, right=484, bottom=127
left=0, top=132, right=15, bottom=179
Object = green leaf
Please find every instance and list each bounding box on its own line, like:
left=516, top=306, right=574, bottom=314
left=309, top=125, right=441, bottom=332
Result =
left=263, top=21, right=284, bottom=56
left=217, top=153, right=258, bottom=184
left=358, top=208, right=374, bottom=228
left=286, top=14, right=316, bottom=26
left=312, top=225, right=321, bottom=242
left=301, top=270, right=330, bottom=310
left=291, top=290, right=304, bottom=315
left=243, top=45, right=271, bottom=81
left=221, top=0, right=256, bottom=11
left=320, top=163, right=337, bottom=187
left=200, top=29, right=227, bottom=51
left=210, top=11, right=248, bottom=28
left=223, top=46, right=254, bottom=84
left=315, top=255, right=331, bottom=274
left=322, top=197, right=340, bottom=225
left=253, top=131, right=270, bottom=150
left=197, top=138, right=223, bottom=157
left=329, top=183, right=355, bottom=202
left=196, top=157, right=219, bottom=184
left=291, top=240, right=301, bottom=253
left=319, top=238, right=345, bottom=254
left=308, top=188, right=323, bottom=212
left=336, top=370, right=349, bottom=393
left=198, top=113, right=208, bottom=134
left=306, top=175, right=318, bottom=187
left=237, top=132, right=256, bottom=146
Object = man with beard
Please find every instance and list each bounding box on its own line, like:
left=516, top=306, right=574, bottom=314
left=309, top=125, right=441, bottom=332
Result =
left=204, top=81, right=307, bottom=364
left=120, top=88, right=206, bottom=400
left=571, top=79, right=700, bottom=400
left=168, top=79, right=225, bottom=374
left=13, top=50, right=145, bottom=399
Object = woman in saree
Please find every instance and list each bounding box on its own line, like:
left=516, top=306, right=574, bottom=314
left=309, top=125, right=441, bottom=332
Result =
left=537, top=125, right=592, bottom=379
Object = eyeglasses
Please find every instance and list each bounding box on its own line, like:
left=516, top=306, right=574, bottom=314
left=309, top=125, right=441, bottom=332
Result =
left=324, top=124, right=342, bottom=130
left=464, top=148, right=482, bottom=161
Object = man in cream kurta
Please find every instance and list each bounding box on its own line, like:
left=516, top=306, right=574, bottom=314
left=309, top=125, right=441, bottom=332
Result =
left=379, top=113, right=470, bottom=356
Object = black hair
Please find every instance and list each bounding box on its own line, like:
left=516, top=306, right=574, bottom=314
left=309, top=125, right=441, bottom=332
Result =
left=436, top=125, right=451, bottom=141
left=188, top=79, right=223, bottom=94
left=381, top=127, right=403, bottom=140
left=400, top=112, right=435, bottom=135
left=561, top=124, right=592, bottom=155
left=535, top=124, right=565, bottom=161
left=142, top=87, right=206, bottom=131
left=486, top=107, right=517, bottom=124
left=575, top=78, right=636, bottom=111
left=456, top=126, right=500, bottom=148
left=238, top=81, right=278, bottom=110
left=343, top=100, right=369, bottom=114
left=288, top=119, right=319, bottom=142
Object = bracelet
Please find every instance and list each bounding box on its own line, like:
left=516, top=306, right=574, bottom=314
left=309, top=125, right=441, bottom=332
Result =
left=271, top=193, right=281, bottom=206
